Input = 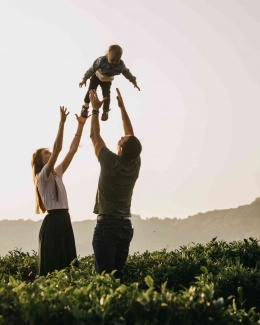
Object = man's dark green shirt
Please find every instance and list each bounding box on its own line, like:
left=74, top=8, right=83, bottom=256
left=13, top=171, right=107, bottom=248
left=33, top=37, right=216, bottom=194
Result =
left=94, top=147, right=141, bottom=216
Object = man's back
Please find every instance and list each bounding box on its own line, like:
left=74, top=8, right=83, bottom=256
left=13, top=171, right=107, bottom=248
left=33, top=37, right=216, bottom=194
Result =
left=94, top=147, right=141, bottom=216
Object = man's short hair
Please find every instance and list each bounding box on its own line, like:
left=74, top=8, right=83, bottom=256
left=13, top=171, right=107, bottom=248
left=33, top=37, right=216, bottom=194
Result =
left=121, top=136, right=142, bottom=161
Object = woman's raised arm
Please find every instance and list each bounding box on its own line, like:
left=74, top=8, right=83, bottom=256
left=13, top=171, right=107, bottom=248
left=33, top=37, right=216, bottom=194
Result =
left=61, top=113, right=90, bottom=173
left=45, top=106, right=69, bottom=177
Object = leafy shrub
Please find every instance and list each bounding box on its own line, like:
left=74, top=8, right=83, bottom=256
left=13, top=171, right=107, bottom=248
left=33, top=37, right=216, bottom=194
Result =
left=1, top=239, right=260, bottom=324
left=1, top=270, right=260, bottom=324
left=0, top=249, right=37, bottom=283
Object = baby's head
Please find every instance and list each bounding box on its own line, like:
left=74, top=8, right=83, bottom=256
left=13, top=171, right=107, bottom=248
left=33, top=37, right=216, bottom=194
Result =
left=106, top=45, right=123, bottom=66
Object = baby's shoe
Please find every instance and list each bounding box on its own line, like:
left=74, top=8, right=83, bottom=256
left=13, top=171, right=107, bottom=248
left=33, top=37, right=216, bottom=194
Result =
left=80, top=105, right=89, bottom=118
left=101, top=109, right=110, bottom=121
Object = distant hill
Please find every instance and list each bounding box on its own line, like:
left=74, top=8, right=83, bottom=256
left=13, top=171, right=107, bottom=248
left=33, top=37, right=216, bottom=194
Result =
left=1, top=198, right=260, bottom=257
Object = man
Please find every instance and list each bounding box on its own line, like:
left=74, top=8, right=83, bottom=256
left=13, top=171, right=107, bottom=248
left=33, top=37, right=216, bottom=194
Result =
left=89, top=88, right=142, bottom=281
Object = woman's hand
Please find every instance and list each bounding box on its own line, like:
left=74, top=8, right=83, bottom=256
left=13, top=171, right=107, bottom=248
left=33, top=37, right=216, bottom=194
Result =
left=60, top=106, right=70, bottom=123
left=75, top=113, right=91, bottom=124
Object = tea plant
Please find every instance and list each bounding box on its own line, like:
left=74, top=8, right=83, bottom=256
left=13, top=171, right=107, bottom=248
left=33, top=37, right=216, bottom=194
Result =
left=1, top=239, right=260, bottom=324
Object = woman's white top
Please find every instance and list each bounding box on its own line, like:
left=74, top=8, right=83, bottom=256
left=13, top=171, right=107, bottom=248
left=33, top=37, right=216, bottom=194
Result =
left=37, top=163, right=69, bottom=211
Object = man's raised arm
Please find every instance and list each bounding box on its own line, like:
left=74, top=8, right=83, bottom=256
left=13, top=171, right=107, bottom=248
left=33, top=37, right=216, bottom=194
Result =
left=116, top=88, right=134, bottom=136
left=89, top=90, right=107, bottom=158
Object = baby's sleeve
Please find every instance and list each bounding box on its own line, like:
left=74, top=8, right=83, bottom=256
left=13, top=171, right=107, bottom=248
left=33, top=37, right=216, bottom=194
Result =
left=121, top=61, right=137, bottom=84
left=84, top=57, right=103, bottom=80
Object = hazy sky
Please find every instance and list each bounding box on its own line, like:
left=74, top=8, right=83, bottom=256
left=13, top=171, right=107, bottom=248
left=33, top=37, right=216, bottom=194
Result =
left=0, top=0, right=260, bottom=221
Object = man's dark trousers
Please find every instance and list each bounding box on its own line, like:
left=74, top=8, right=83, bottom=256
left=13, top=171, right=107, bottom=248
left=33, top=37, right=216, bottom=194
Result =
left=92, top=215, right=133, bottom=281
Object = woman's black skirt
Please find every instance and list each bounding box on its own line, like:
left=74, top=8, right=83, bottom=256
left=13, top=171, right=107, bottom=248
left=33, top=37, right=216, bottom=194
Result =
left=38, top=209, right=78, bottom=276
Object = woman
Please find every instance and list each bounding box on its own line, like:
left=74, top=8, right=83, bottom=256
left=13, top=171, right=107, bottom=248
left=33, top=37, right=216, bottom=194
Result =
left=31, top=106, right=89, bottom=276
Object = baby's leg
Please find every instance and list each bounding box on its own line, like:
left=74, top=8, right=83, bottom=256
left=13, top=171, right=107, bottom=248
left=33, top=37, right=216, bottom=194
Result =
left=81, top=75, right=100, bottom=117
left=100, top=81, right=111, bottom=121
left=84, top=75, right=100, bottom=106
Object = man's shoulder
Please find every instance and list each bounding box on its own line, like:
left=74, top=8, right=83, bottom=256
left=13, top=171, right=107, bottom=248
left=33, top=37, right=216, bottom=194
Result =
left=98, top=147, right=118, bottom=165
left=131, top=155, right=141, bottom=170
left=121, top=155, right=141, bottom=172
left=99, top=146, right=114, bottom=157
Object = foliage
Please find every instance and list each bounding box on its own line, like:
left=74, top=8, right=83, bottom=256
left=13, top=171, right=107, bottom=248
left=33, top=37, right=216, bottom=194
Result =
left=0, top=249, right=37, bottom=283
left=1, top=239, right=260, bottom=324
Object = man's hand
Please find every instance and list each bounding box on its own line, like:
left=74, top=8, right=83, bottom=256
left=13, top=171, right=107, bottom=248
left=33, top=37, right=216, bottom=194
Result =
left=60, top=106, right=70, bottom=123
left=116, top=88, right=125, bottom=109
left=134, top=84, right=141, bottom=91
left=89, top=89, right=107, bottom=110
left=79, top=80, right=86, bottom=88
left=116, top=88, right=134, bottom=135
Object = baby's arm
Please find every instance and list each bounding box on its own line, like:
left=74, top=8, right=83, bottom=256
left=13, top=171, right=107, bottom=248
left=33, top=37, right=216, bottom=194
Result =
left=79, top=57, right=102, bottom=87
left=121, top=64, right=141, bottom=91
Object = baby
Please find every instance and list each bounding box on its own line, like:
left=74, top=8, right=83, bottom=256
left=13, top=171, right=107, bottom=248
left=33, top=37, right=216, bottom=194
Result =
left=79, top=45, right=140, bottom=121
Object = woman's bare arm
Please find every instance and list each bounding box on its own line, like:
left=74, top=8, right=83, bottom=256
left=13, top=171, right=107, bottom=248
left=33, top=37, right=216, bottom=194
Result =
left=45, top=106, right=69, bottom=177
left=62, top=114, right=90, bottom=173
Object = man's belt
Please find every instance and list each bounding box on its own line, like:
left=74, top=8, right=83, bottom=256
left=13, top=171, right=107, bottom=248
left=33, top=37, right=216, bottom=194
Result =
left=97, top=215, right=131, bottom=221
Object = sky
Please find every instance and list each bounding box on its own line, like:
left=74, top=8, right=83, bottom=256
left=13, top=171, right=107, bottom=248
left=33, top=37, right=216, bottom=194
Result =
left=0, top=0, right=260, bottom=221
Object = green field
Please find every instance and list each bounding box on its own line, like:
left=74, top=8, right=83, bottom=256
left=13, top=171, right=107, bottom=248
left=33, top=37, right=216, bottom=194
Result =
left=1, top=238, right=260, bottom=324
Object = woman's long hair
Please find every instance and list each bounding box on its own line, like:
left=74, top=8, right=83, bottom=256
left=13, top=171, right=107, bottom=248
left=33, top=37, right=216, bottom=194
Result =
left=31, top=148, right=46, bottom=214
left=31, top=149, right=59, bottom=214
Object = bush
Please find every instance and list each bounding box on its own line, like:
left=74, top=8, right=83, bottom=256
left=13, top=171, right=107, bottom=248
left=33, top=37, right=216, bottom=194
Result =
left=1, top=239, right=260, bottom=324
